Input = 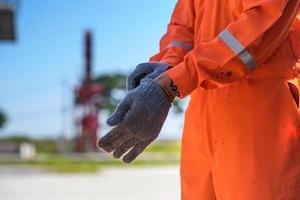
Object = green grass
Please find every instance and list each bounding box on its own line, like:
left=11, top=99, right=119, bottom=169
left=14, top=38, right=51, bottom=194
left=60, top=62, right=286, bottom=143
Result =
left=145, top=141, right=181, bottom=153
left=0, top=141, right=181, bottom=173
left=0, top=160, right=100, bottom=173
left=0, top=159, right=179, bottom=173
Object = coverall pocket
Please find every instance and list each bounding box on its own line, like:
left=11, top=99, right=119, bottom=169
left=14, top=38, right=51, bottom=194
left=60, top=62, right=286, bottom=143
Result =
left=287, top=82, right=299, bottom=108
left=284, top=81, right=300, bottom=111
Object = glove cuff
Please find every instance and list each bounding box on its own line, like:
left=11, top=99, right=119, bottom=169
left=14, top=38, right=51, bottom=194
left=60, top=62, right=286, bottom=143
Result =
left=155, top=61, right=172, bottom=70
left=155, top=74, right=179, bottom=102
left=139, top=79, right=172, bottom=107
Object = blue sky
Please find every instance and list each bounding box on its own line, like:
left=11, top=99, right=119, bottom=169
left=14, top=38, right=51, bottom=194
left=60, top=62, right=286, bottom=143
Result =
left=0, top=0, right=185, bottom=139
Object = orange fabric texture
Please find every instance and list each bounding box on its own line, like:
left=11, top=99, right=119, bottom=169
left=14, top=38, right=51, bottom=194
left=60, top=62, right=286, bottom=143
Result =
left=150, top=0, right=300, bottom=199
left=181, top=79, right=300, bottom=200
left=151, top=0, right=300, bottom=97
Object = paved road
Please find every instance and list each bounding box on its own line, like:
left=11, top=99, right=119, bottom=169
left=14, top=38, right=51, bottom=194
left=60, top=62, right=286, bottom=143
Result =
left=0, top=166, right=180, bottom=200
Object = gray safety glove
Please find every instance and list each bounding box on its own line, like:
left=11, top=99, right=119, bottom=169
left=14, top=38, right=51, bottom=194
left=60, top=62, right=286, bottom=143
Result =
left=127, top=62, right=170, bottom=91
left=98, top=78, right=172, bottom=163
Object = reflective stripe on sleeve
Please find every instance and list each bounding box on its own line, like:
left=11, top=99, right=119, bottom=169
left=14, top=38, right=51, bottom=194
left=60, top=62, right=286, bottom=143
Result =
left=167, top=41, right=193, bottom=51
left=219, top=29, right=257, bottom=70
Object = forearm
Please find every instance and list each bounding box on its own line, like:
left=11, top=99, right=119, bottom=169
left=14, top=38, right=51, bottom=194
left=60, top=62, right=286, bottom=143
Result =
left=167, top=0, right=300, bottom=98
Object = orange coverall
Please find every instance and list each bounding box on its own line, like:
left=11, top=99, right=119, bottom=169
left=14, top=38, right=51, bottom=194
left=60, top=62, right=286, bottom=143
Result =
left=150, top=0, right=300, bottom=199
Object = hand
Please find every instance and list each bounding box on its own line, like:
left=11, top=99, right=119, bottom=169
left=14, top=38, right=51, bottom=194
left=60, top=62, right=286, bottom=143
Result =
left=127, top=62, right=170, bottom=91
left=98, top=78, right=171, bottom=163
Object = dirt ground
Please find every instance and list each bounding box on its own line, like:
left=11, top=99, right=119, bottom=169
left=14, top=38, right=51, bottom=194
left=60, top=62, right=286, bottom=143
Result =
left=0, top=166, right=180, bottom=200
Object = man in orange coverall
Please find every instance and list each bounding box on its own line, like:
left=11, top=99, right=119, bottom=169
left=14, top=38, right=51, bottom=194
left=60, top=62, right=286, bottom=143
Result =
left=99, top=0, right=300, bottom=199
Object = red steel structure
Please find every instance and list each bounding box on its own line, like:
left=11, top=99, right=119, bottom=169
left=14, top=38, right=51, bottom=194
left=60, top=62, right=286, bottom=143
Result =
left=74, top=31, right=103, bottom=152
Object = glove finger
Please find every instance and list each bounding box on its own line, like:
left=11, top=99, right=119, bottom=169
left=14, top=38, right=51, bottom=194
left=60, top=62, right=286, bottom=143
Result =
left=127, top=63, right=154, bottom=91
left=107, top=99, right=130, bottom=126
left=113, top=138, right=138, bottom=159
left=98, top=126, right=130, bottom=152
left=123, top=141, right=150, bottom=163
left=128, top=73, right=148, bottom=91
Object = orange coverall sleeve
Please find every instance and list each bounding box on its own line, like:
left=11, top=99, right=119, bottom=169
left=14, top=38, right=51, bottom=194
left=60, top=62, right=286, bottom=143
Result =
left=166, top=0, right=300, bottom=98
left=149, top=0, right=195, bottom=66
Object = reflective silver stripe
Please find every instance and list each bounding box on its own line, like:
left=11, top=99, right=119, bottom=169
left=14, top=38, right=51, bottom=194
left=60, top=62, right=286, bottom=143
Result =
left=167, top=41, right=193, bottom=51
left=219, top=29, right=257, bottom=70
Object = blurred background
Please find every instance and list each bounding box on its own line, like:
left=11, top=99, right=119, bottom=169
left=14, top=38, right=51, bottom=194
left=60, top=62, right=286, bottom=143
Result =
left=0, top=0, right=185, bottom=199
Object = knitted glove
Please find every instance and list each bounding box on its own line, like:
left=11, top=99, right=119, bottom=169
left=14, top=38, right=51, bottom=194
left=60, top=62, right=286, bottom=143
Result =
left=98, top=78, right=172, bottom=163
left=127, top=62, right=170, bottom=91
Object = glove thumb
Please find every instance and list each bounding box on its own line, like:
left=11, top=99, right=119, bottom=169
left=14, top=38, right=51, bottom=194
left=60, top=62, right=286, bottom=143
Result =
left=127, top=63, right=154, bottom=91
left=107, top=99, right=130, bottom=126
